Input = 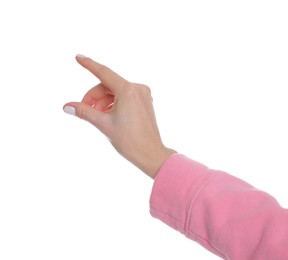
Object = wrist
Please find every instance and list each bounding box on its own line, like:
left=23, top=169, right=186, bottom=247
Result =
left=136, top=147, right=177, bottom=179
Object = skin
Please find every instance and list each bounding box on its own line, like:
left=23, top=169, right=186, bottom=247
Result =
left=63, top=55, right=176, bottom=179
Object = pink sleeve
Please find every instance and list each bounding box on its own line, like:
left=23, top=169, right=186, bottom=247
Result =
left=150, top=154, right=288, bottom=260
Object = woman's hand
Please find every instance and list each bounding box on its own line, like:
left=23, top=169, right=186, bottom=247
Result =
left=63, top=55, right=175, bottom=178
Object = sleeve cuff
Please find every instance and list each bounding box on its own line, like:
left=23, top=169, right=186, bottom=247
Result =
left=149, top=153, right=213, bottom=234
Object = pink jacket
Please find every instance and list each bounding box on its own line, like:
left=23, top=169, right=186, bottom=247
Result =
left=150, top=154, right=288, bottom=259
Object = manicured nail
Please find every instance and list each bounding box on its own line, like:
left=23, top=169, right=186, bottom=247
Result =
left=76, top=54, right=87, bottom=59
left=63, top=106, right=76, bottom=116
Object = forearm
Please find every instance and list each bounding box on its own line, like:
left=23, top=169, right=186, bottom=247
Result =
left=150, top=154, right=288, bottom=259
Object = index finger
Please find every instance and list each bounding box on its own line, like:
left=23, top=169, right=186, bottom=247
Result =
left=76, top=54, right=129, bottom=92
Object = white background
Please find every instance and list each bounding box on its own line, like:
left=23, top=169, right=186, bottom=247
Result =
left=0, top=1, right=287, bottom=259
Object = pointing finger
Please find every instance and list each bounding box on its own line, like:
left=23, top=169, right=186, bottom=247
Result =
left=76, top=54, right=129, bottom=93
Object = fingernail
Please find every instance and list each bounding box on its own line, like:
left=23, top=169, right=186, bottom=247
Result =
left=63, top=106, right=76, bottom=116
left=76, top=54, right=87, bottom=59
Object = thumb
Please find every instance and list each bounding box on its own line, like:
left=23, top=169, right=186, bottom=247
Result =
left=63, top=102, right=108, bottom=131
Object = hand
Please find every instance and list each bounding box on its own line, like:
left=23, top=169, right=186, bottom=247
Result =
left=63, top=55, right=176, bottom=178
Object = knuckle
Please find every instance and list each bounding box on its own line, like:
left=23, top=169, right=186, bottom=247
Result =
left=122, top=82, right=153, bottom=102
left=121, top=81, right=132, bottom=90
left=138, top=84, right=152, bottom=99
left=126, top=83, right=152, bottom=97
left=124, top=83, right=136, bottom=96
left=141, top=84, right=152, bottom=95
